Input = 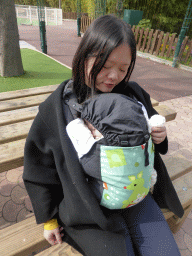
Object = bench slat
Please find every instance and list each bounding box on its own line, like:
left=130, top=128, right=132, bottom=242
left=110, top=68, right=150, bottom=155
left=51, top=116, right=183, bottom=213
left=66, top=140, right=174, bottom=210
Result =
left=0, top=84, right=58, bottom=101
left=37, top=243, right=82, bottom=256
left=0, top=104, right=174, bottom=129
left=0, top=216, right=49, bottom=256
left=0, top=120, right=33, bottom=144
left=0, top=102, right=171, bottom=129
left=162, top=171, right=192, bottom=221
left=0, top=215, right=82, bottom=256
left=165, top=171, right=192, bottom=232
left=166, top=202, right=192, bottom=233
left=153, top=105, right=177, bottom=122
left=163, top=154, right=192, bottom=181
left=172, top=171, right=192, bottom=209
left=0, top=106, right=38, bottom=126
left=0, top=94, right=51, bottom=112
left=151, top=98, right=159, bottom=107
left=0, top=139, right=25, bottom=172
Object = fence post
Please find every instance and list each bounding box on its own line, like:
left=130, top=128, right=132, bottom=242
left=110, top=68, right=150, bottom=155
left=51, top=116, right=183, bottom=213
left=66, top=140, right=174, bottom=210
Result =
left=154, top=31, right=164, bottom=56
left=45, top=7, right=47, bottom=25
left=172, top=0, right=192, bottom=67
left=16, top=6, right=19, bottom=19
left=149, top=30, right=159, bottom=55
left=77, top=0, right=81, bottom=37
left=37, top=0, right=47, bottom=54
left=55, top=9, right=58, bottom=25
left=29, top=6, right=32, bottom=24
left=159, top=32, right=170, bottom=57
left=178, top=36, right=189, bottom=61
left=36, top=7, right=38, bottom=24
left=145, top=29, right=154, bottom=53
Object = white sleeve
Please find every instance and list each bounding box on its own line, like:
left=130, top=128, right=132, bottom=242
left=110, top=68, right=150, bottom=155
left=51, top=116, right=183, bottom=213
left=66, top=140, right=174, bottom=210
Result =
left=150, top=169, right=157, bottom=187
left=66, top=118, right=103, bottom=159
left=137, top=101, right=151, bottom=133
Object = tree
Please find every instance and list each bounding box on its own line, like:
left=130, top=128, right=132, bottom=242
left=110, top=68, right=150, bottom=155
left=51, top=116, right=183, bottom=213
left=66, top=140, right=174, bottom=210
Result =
left=61, top=0, right=76, bottom=12
left=0, top=0, right=24, bottom=77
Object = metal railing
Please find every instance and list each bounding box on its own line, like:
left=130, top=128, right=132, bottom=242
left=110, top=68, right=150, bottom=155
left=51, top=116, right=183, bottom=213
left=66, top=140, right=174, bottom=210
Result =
left=15, top=4, right=62, bottom=26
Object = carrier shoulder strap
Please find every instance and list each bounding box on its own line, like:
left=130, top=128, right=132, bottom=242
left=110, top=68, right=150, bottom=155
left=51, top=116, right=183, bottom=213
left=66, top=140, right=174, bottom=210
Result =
left=63, top=80, right=83, bottom=121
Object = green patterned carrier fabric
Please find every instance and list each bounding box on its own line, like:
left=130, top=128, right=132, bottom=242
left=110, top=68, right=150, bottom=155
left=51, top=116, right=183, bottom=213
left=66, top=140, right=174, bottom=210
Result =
left=100, top=137, right=155, bottom=209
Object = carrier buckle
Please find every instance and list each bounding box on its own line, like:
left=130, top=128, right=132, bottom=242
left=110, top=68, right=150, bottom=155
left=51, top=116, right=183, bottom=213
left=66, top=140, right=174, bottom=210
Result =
left=121, top=141, right=129, bottom=146
left=119, top=135, right=129, bottom=146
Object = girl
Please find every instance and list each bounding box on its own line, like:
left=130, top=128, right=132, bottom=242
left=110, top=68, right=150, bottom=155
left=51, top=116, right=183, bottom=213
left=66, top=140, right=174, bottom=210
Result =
left=23, top=15, right=184, bottom=255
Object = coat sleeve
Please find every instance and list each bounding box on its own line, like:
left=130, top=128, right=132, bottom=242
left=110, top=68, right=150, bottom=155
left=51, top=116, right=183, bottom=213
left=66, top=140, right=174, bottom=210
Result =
left=128, top=82, right=168, bottom=155
left=150, top=106, right=168, bottom=155
left=146, top=95, right=168, bottom=155
left=23, top=112, right=64, bottom=224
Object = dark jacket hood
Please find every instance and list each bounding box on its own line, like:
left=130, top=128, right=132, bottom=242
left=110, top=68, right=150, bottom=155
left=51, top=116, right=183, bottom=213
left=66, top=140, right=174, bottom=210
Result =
left=80, top=93, right=149, bottom=147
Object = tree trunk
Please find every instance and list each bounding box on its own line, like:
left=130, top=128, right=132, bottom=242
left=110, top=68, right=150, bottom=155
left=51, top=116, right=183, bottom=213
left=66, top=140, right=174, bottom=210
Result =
left=0, top=0, right=24, bottom=77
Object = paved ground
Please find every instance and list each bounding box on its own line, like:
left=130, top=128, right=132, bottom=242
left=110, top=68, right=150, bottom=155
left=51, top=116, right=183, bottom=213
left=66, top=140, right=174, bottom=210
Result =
left=0, top=20, right=192, bottom=255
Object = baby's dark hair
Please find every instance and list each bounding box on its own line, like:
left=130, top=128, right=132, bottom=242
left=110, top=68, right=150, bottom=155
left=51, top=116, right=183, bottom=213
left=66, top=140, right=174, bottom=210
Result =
left=72, top=14, right=136, bottom=103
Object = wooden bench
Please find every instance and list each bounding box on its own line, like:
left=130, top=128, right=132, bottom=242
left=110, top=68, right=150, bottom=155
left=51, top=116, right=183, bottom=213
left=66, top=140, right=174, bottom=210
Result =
left=0, top=85, right=191, bottom=256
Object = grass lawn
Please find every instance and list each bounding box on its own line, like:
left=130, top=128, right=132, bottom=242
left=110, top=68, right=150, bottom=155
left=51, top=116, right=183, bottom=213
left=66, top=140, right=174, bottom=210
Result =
left=17, top=18, right=56, bottom=26
left=0, top=48, right=72, bottom=93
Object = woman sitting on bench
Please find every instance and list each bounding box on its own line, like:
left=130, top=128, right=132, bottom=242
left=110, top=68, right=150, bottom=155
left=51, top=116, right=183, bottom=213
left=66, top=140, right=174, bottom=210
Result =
left=23, top=14, right=184, bottom=256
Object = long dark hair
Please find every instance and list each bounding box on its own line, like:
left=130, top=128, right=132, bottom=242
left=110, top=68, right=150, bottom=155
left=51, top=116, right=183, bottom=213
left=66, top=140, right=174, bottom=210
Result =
left=72, top=15, right=136, bottom=103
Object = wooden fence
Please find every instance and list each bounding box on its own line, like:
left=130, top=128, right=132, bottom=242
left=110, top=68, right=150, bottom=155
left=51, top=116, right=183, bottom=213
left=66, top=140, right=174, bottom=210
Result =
left=132, top=26, right=192, bottom=66
left=80, top=16, right=192, bottom=67
left=63, top=12, right=88, bottom=20
left=81, top=15, right=94, bottom=33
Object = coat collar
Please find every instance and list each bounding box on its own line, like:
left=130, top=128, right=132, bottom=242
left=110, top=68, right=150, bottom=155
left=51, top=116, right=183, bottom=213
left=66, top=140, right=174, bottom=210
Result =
left=112, top=81, right=152, bottom=118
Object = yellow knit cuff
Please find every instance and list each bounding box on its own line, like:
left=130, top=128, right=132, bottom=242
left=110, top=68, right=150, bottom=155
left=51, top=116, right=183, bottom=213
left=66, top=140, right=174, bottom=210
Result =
left=44, top=219, right=59, bottom=230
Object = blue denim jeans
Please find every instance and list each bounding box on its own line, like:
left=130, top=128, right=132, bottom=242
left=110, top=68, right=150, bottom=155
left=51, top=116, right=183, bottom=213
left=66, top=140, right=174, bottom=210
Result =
left=60, top=192, right=181, bottom=256
left=116, top=192, right=181, bottom=255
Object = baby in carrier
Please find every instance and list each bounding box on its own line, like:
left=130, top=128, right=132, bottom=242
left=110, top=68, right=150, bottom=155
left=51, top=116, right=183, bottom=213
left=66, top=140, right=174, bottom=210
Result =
left=66, top=93, right=164, bottom=209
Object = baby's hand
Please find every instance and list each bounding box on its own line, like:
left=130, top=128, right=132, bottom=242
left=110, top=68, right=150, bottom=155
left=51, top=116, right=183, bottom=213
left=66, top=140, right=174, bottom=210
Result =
left=84, top=120, right=103, bottom=139
left=151, top=126, right=167, bottom=144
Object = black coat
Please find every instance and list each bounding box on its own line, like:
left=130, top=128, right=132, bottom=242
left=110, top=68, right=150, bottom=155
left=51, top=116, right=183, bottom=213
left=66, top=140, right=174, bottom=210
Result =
left=23, top=79, right=184, bottom=256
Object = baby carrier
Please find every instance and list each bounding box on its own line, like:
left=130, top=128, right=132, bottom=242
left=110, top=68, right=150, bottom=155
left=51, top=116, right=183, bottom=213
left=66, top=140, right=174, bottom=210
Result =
left=63, top=81, right=155, bottom=209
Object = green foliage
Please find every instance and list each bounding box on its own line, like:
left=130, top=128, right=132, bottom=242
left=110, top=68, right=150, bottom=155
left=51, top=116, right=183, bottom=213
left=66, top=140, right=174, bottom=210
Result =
left=15, top=0, right=37, bottom=5
left=106, top=0, right=117, bottom=15
left=62, top=0, right=76, bottom=12
left=14, top=0, right=59, bottom=7
left=45, top=0, right=59, bottom=8
left=122, top=0, right=191, bottom=38
left=14, top=0, right=192, bottom=39
left=123, top=0, right=143, bottom=11
left=124, top=0, right=190, bottom=21
left=137, top=19, right=152, bottom=29
left=15, top=0, right=93, bottom=15
left=87, top=0, right=95, bottom=17
left=81, top=0, right=95, bottom=17
left=152, top=15, right=183, bottom=34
